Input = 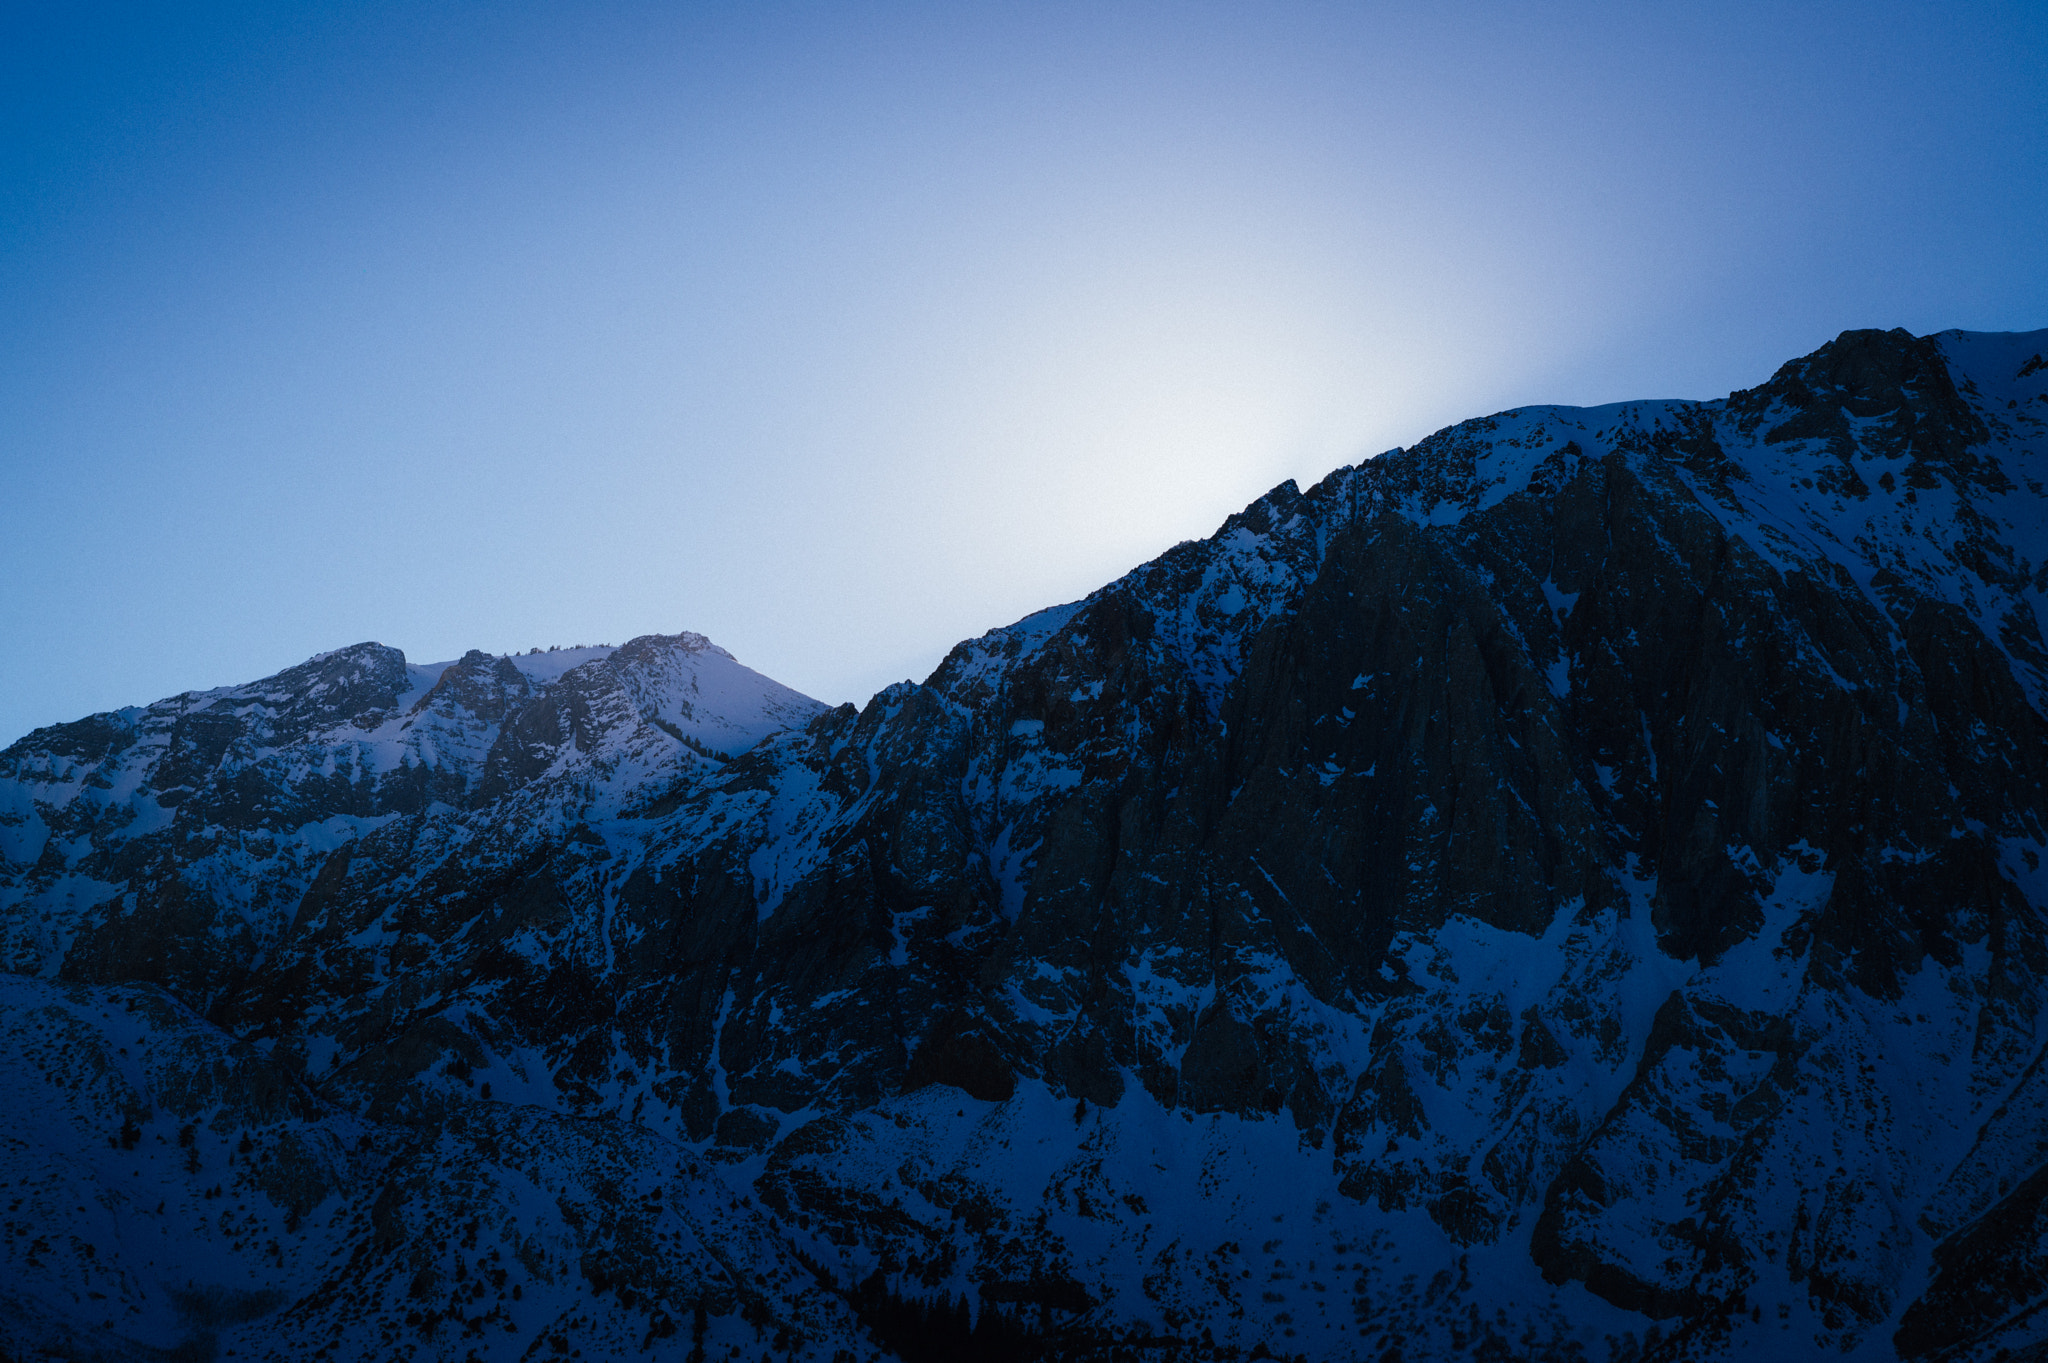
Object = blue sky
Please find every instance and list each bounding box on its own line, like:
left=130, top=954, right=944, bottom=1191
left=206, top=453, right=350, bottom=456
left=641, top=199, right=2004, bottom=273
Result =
left=3, top=0, right=2045, bottom=741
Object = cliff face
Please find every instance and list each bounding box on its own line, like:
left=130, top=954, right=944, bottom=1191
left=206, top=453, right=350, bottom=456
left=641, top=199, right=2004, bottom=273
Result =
left=5, top=327, right=2048, bottom=1362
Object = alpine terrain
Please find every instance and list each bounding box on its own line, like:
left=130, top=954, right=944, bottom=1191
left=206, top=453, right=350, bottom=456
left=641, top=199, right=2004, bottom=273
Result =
left=5, top=326, right=2048, bottom=1363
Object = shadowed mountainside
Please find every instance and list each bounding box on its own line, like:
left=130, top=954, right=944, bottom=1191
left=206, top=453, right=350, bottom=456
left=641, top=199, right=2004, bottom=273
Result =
left=5, top=327, right=2048, bottom=1362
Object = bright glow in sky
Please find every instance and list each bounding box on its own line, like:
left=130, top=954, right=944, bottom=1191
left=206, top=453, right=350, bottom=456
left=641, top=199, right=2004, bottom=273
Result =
left=4, top=1, right=2045, bottom=741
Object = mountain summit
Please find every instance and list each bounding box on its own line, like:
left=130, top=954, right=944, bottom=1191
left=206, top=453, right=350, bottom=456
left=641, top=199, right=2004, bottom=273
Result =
left=5, top=327, right=2048, bottom=1362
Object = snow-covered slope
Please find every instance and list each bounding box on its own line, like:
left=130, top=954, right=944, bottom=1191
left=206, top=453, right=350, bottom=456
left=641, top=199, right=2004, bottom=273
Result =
left=0, top=631, right=825, bottom=996
left=4, top=327, right=2048, bottom=1363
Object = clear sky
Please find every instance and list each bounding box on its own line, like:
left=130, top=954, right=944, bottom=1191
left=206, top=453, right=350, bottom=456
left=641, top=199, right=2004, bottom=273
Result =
left=3, top=0, right=2045, bottom=742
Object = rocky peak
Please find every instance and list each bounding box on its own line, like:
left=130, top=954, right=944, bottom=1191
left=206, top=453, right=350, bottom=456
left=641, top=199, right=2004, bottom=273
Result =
left=408, top=648, right=534, bottom=723
left=1729, top=325, right=1996, bottom=490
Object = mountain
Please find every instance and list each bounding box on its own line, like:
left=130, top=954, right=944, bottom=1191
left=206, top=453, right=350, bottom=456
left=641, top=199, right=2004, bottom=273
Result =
left=4, top=326, right=2048, bottom=1363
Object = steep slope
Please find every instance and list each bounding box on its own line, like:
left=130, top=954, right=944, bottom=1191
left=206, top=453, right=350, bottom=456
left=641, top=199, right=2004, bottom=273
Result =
left=4, top=327, right=2048, bottom=1363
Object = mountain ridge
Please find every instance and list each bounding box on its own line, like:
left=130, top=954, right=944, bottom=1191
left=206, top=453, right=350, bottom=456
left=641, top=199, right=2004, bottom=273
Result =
left=4, top=325, right=2048, bottom=1362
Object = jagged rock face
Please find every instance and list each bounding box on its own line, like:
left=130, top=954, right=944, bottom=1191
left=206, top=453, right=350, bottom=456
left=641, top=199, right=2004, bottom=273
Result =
left=4, top=326, right=2048, bottom=1362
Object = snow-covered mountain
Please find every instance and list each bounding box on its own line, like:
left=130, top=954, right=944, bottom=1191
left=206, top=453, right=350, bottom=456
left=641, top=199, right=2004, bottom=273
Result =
left=5, top=326, right=2048, bottom=1362
left=0, top=632, right=823, bottom=992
